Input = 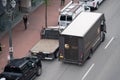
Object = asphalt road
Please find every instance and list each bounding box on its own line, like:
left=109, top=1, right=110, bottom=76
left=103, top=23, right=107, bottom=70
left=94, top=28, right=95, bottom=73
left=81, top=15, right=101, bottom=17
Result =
left=36, top=0, right=120, bottom=80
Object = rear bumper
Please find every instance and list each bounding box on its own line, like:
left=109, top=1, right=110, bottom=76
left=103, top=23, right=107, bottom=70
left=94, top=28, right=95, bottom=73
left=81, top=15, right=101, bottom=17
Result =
left=31, top=52, right=55, bottom=60
left=60, top=59, right=84, bottom=65
left=31, top=48, right=59, bottom=60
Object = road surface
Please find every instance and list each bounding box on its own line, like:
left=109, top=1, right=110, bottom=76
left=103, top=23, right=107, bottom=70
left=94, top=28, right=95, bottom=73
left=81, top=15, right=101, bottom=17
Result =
left=36, top=0, right=120, bottom=80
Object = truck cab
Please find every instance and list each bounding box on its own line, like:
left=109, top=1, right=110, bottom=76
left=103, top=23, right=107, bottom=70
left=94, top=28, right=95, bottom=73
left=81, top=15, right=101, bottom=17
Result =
left=80, top=0, right=104, bottom=9
left=58, top=1, right=90, bottom=29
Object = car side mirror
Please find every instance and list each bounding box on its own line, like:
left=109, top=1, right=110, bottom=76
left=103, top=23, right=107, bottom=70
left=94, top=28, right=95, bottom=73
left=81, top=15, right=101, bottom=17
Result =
left=31, top=63, right=35, bottom=68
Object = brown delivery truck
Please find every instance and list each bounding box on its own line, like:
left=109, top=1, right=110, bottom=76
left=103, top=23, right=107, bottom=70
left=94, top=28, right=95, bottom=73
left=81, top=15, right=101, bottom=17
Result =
left=59, top=12, right=106, bottom=65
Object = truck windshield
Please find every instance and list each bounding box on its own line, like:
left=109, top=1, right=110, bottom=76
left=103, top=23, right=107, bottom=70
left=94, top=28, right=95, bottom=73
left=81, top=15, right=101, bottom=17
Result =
left=60, top=15, right=66, bottom=21
left=67, top=16, right=72, bottom=21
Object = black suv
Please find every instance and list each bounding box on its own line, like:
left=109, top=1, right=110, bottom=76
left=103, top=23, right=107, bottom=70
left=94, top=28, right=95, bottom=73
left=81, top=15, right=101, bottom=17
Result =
left=0, top=56, right=42, bottom=80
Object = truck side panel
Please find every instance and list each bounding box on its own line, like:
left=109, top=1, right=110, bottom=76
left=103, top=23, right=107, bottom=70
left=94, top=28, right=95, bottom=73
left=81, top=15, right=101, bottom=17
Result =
left=83, top=18, right=101, bottom=60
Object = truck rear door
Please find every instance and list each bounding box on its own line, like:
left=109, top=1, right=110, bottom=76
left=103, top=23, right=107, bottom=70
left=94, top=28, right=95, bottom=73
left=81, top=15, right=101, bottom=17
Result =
left=64, top=36, right=79, bottom=62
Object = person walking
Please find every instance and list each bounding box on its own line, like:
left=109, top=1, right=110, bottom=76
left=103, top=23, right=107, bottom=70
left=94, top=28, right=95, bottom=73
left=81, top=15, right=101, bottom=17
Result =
left=61, top=0, right=65, bottom=6
left=0, top=43, right=5, bottom=54
left=0, top=43, right=2, bottom=54
left=23, top=15, right=28, bottom=30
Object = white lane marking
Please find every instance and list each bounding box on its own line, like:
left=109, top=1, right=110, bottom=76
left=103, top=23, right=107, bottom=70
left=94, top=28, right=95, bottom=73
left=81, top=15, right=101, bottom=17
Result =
left=104, top=37, right=114, bottom=49
left=81, top=63, right=95, bottom=80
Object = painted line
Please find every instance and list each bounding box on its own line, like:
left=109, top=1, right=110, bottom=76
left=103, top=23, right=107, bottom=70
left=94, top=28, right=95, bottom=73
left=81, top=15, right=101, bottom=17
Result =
left=81, top=63, right=95, bottom=80
left=104, top=37, right=114, bottom=49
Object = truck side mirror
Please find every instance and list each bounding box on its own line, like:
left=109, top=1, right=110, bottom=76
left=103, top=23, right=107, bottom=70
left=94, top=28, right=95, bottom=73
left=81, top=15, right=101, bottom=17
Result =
left=101, top=20, right=107, bottom=33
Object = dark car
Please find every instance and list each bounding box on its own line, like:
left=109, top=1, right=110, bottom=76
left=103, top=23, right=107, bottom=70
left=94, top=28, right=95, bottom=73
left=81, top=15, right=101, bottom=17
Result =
left=0, top=56, right=42, bottom=80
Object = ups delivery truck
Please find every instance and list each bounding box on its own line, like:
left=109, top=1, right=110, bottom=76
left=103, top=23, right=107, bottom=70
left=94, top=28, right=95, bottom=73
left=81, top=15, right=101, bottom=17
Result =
left=59, top=12, right=106, bottom=65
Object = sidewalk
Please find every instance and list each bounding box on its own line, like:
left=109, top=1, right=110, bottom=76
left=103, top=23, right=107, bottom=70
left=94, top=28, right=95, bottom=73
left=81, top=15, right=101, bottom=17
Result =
left=0, top=0, right=43, bottom=40
left=0, top=0, right=71, bottom=73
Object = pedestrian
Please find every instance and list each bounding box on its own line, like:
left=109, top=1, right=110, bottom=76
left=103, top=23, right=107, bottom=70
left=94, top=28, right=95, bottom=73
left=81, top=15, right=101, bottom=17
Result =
left=23, top=15, right=28, bottom=30
left=0, top=43, right=5, bottom=54
left=61, top=0, right=65, bottom=6
left=0, top=43, right=2, bottom=54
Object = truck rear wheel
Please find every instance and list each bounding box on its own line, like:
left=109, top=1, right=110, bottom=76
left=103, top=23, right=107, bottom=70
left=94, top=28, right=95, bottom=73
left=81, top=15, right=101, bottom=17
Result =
left=88, top=49, right=93, bottom=59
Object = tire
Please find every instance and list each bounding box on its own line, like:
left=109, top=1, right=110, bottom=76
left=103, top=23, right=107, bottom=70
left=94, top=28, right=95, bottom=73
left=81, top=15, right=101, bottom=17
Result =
left=36, top=66, right=42, bottom=76
left=54, top=53, right=57, bottom=59
left=101, top=32, right=105, bottom=42
left=88, top=49, right=93, bottom=59
left=55, top=52, right=59, bottom=58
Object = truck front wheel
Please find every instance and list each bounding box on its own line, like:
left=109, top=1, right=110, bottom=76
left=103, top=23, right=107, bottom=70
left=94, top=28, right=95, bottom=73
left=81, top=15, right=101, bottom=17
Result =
left=101, top=32, right=105, bottom=42
left=88, top=49, right=93, bottom=59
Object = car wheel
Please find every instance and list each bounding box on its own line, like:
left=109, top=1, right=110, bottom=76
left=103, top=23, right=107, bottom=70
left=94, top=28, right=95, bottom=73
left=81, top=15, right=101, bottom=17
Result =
left=36, top=66, right=42, bottom=76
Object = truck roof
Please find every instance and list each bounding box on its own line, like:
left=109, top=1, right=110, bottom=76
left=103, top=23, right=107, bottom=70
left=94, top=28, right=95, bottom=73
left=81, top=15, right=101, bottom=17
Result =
left=61, top=12, right=103, bottom=37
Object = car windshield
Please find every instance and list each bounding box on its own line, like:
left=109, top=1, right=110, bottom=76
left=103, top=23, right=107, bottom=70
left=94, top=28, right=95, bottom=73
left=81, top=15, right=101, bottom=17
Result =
left=4, top=66, right=21, bottom=73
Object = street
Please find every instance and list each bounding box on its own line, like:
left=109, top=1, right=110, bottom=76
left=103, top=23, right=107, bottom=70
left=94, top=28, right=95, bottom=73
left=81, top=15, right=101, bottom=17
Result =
left=0, top=0, right=120, bottom=80
left=36, top=0, right=120, bottom=80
